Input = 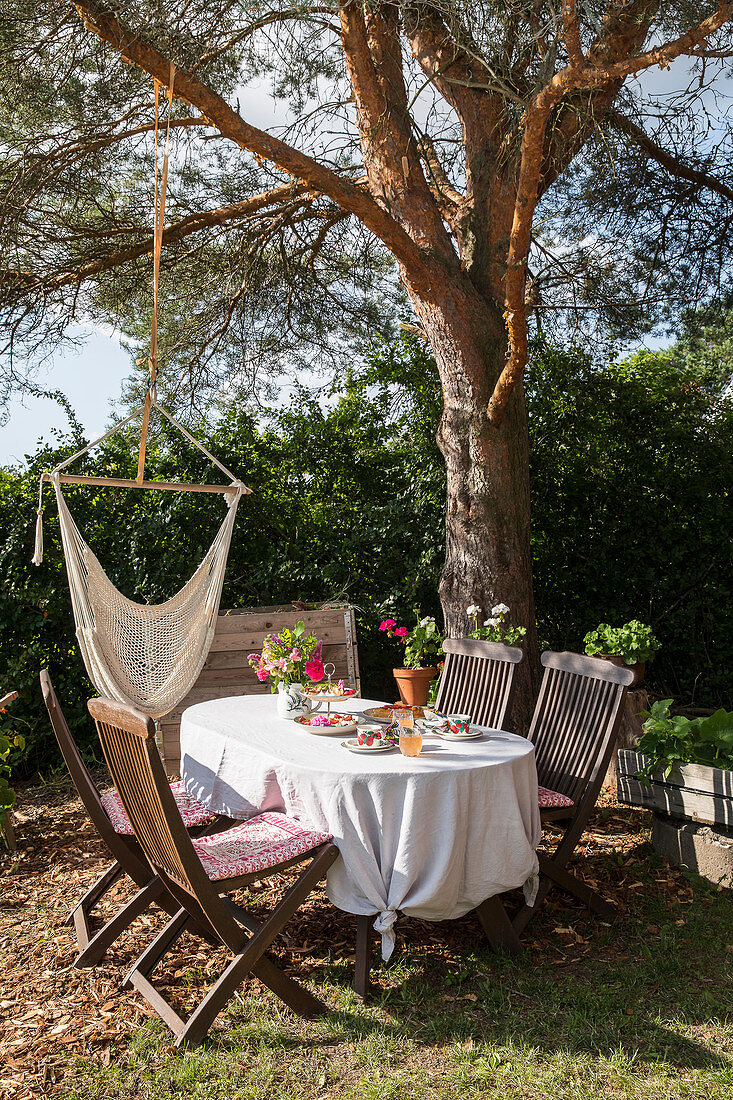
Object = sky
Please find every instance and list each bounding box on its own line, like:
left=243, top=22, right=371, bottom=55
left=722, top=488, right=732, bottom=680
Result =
left=1, top=48, right=728, bottom=466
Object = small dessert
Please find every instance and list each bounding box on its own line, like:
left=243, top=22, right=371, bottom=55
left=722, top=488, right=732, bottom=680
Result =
left=295, top=713, right=357, bottom=728
left=303, top=680, right=355, bottom=697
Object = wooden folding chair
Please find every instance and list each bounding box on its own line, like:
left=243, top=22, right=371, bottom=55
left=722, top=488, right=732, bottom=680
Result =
left=40, top=670, right=225, bottom=968
left=512, top=651, right=634, bottom=934
left=435, top=638, right=523, bottom=728
left=87, top=696, right=340, bottom=1047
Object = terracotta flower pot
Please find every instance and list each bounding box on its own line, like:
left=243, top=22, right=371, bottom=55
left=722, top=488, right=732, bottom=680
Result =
left=393, top=667, right=437, bottom=706
left=597, top=654, right=645, bottom=687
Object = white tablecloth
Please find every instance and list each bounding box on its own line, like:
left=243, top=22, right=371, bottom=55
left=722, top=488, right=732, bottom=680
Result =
left=180, top=695, right=541, bottom=958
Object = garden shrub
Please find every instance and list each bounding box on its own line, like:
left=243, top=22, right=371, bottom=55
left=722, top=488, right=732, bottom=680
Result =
left=1, top=334, right=730, bottom=772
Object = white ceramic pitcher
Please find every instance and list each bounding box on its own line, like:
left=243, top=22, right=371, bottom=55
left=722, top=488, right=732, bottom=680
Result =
left=276, top=682, right=320, bottom=720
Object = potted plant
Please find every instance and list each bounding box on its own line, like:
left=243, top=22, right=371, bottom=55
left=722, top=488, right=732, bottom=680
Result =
left=248, top=621, right=325, bottom=717
left=583, top=620, right=660, bottom=686
left=466, top=602, right=527, bottom=646
left=617, top=700, right=733, bottom=870
left=380, top=612, right=443, bottom=706
left=616, top=704, right=730, bottom=827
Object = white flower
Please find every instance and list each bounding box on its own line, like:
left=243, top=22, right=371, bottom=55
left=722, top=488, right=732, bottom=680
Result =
left=420, top=616, right=435, bottom=627
left=466, top=604, right=481, bottom=617
left=491, top=603, right=510, bottom=617
left=484, top=617, right=500, bottom=628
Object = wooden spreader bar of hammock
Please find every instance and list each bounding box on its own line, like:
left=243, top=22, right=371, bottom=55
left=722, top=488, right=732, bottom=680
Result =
left=42, top=473, right=247, bottom=495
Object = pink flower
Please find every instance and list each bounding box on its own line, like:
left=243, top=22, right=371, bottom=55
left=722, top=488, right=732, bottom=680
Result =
left=379, top=619, right=396, bottom=632
left=277, top=657, right=289, bottom=670
left=305, top=658, right=325, bottom=682
left=394, top=626, right=408, bottom=638
left=290, top=648, right=302, bottom=662
left=248, top=653, right=261, bottom=662
left=312, top=639, right=323, bottom=661
left=256, top=669, right=269, bottom=682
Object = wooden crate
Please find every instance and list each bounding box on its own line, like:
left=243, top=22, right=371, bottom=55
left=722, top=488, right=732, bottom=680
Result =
left=617, top=749, right=733, bottom=827
left=159, top=604, right=361, bottom=775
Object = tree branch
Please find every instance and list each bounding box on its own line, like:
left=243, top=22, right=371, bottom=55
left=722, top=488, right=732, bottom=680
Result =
left=338, top=0, right=451, bottom=255
left=489, top=0, right=733, bottom=425
left=609, top=109, right=733, bottom=202
left=71, top=0, right=424, bottom=272
left=416, top=134, right=463, bottom=226
left=562, top=0, right=584, bottom=67
left=6, top=182, right=318, bottom=295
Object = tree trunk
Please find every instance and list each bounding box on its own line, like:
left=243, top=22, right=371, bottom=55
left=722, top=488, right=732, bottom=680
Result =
left=406, top=277, right=540, bottom=733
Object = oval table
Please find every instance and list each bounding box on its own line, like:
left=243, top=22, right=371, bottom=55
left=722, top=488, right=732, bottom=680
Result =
left=180, top=695, right=541, bottom=964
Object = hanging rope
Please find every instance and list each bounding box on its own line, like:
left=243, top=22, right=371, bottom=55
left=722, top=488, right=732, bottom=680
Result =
left=137, top=62, right=175, bottom=481
left=30, top=66, right=251, bottom=718
left=32, top=400, right=247, bottom=566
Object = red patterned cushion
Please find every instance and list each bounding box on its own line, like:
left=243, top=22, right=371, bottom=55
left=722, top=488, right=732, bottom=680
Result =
left=101, top=781, right=214, bottom=835
left=192, top=812, right=332, bottom=881
left=538, top=786, right=574, bottom=809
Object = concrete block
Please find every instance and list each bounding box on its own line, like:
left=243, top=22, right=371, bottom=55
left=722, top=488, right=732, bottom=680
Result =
left=652, top=812, right=733, bottom=888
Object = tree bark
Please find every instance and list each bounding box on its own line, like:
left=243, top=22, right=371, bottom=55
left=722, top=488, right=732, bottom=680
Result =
left=405, top=277, right=540, bottom=733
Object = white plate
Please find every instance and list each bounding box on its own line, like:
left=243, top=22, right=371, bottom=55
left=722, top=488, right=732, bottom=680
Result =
left=293, top=714, right=365, bottom=736
left=300, top=688, right=359, bottom=703
left=363, top=706, right=442, bottom=723
left=341, top=737, right=396, bottom=754
left=434, top=730, right=484, bottom=742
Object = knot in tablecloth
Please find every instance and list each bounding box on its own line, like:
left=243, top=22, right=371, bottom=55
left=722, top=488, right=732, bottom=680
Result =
left=373, top=909, right=398, bottom=961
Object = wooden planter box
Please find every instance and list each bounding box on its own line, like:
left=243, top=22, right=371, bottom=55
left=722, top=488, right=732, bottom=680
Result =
left=159, top=603, right=361, bottom=775
left=616, top=749, right=733, bottom=827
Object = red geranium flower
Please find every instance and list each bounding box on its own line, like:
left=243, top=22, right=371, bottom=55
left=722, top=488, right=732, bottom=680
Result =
left=305, top=658, right=325, bottom=682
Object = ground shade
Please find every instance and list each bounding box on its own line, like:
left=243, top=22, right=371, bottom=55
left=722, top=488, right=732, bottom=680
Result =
left=1, top=781, right=731, bottom=1100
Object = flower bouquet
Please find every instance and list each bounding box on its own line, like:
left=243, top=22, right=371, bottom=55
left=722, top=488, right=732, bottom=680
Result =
left=248, top=621, right=324, bottom=689
left=248, top=621, right=326, bottom=717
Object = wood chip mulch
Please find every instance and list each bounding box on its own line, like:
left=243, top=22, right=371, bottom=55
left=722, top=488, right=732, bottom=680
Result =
left=0, top=775, right=710, bottom=1099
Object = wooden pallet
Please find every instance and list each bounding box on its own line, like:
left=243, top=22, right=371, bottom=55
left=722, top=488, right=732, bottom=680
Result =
left=617, top=749, right=733, bottom=827
left=159, top=604, right=361, bottom=775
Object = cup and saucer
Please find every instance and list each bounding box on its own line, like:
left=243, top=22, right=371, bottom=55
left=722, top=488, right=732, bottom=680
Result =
left=433, top=715, right=483, bottom=742
left=341, top=725, right=396, bottom=754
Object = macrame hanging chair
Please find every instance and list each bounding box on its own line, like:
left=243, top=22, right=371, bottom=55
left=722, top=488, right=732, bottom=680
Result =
left=32, top=66, right=250, bottom=718
left=33, top=406, right=248, bottom=719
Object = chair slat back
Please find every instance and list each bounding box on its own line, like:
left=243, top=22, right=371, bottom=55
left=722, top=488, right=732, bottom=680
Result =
left=529, top=651, right=633, bottom=804
left=435, top=638, right=523, bottom=729
left=40, top=670, right=119, bottom=847
left=87, top=697, right=240, bottom=945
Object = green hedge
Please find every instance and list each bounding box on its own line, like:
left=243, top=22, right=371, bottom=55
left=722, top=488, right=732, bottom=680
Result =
left=1, top=337, right=730, bottom=772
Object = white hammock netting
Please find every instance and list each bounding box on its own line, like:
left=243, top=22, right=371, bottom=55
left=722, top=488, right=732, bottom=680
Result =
left=52, top=472, right=243, bottom=718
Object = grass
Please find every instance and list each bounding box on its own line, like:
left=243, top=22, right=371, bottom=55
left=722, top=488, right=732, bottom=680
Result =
left=2, top=781, right=732, bottom=1100
left=59, top=865, right=732, bottom=1100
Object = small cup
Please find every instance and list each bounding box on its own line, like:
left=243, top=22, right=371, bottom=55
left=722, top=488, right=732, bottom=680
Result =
left=357, top=728, right=383, bottom=748
left=447, top=715, right=472, bottom=737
